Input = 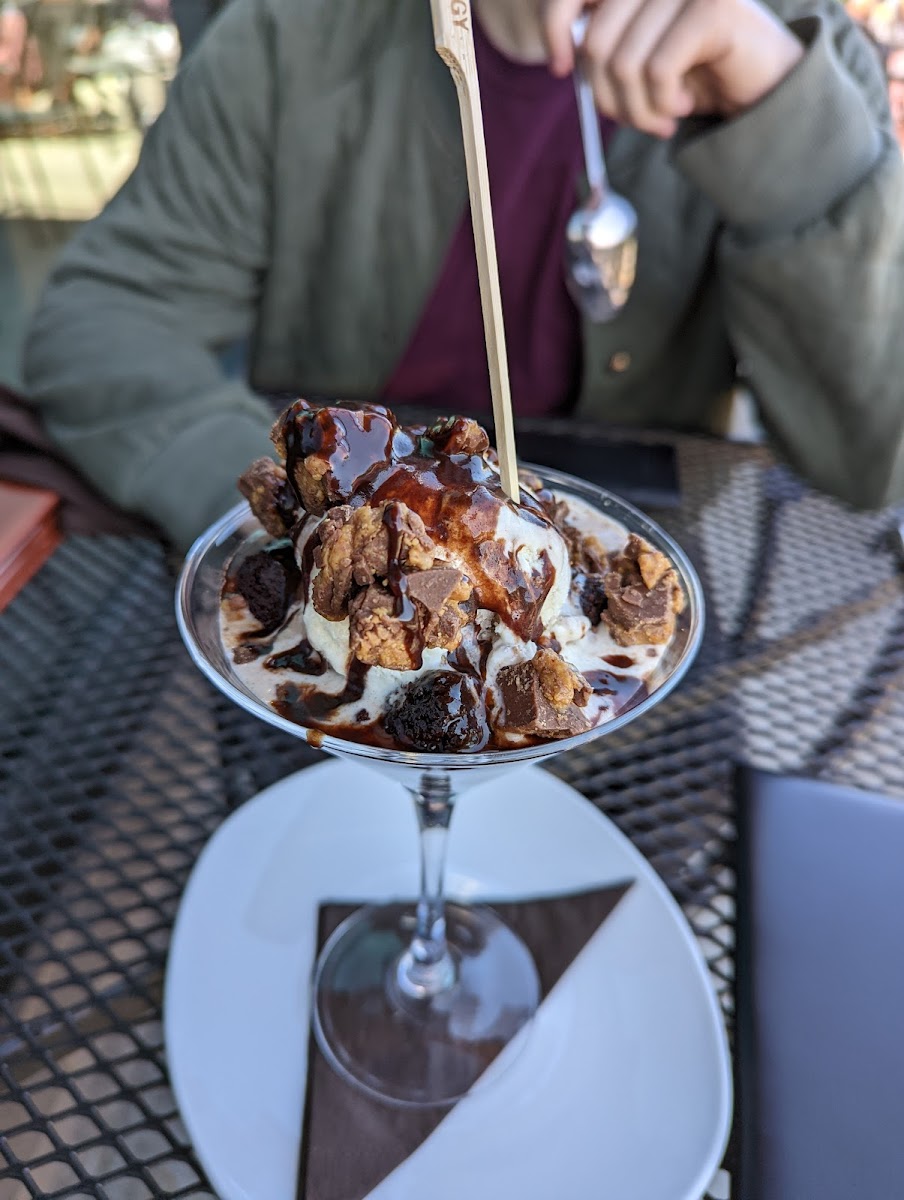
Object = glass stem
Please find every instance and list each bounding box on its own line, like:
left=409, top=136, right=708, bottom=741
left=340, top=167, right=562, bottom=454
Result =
left=394, top=772, right=457, bottom=1001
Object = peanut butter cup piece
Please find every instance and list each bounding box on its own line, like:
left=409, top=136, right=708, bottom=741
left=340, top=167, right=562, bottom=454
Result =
left=312, top=501, right=436, bottom=621
left=237, top=458, right=298, bottom=537
left=406, top=567, right=471, bottom=650
left=425, top=415, right=490, bottom=457
left=496, top=649, right=592, bottom=739
left=542, top=496, right=608, bottom=575
left=271, top=400, right=398, bottom=514
left=349, top=585, right=421, bottom=672
left=602, top=534, right=684, bottom=646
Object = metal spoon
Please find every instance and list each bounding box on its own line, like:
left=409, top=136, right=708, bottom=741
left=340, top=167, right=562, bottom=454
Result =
left=565, top=18, right=638, bottom=321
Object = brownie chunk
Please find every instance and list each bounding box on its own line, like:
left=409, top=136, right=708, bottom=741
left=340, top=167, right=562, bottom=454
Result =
left=496, top=648, right=592, bottom=739
left=237, top=458, right=298, bottom=537
left=578, top=573, right=608, bottom=625
left=271, top=400, right=397, bottom=514
left=312, top=501, right=436, bottom=620
left=383, top=671, right=488, bottom=752
left=234, top=546, right=299, bottom=630
left=603, top=534, right=684, bottom=646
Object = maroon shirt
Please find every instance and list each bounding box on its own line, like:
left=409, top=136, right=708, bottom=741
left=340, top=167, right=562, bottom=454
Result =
left=383, top=18, right=612, bottom=419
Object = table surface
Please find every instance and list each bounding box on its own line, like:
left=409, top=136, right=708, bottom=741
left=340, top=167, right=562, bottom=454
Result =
left=2, top=430, right=904, bottom=1200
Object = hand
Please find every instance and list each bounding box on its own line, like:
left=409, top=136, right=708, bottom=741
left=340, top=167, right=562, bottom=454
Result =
left=541, top=0, right=805, bottom=138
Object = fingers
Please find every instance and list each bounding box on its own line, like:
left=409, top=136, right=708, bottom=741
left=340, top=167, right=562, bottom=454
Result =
left=643, top=2, right=727, bottom=117
left=578, top=1, right=634, bottom=125
left=586, top=0, right=691, bottom=138
left=543, top=0, right=792, bottom=137
left=540, top=0, right=592, bottom=76
left=575, top=0, right=734, bottom=138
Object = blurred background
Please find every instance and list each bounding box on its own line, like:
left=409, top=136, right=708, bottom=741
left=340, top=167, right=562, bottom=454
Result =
left=0, top=0, right=902, bottom=390
left=0, top=0, right=184, bottom=384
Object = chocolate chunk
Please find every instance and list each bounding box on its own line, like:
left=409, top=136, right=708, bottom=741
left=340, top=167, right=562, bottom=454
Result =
left=383, top=671, right=489, bottom=752
left=348, top=566, right=472, bottom=671
left=496, top=656, right=592, bottom=740
left=475, top=538, right=553, bottom=643
left=405, top=567, right=464, bottom=613
left=237, top=458, right=298, bottom=537
left=406, top=567, right=471, bottom=649
left=602, top=534, right=684, bottom=646
left=234, top=546, right=299, bottom=630
left=579, top=573, right=608, bottom=625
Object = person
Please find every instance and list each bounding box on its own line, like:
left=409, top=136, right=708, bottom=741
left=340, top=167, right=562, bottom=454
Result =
left=28, top=0, right=75, bottom=106
left=887, top=44, right=904, bottom=144
left=0, top=0, right=27, bottom=102
left=168, top=0, right=225, bottom=58
left=22, top=0, right=904, bottom=549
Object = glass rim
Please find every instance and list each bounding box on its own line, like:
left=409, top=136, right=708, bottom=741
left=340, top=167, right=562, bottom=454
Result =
left=175, top=462, right=705, bottom=769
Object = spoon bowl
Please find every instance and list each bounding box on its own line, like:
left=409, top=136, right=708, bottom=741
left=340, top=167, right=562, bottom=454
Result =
left=565, top=19, right=639, bottom=321
left=565, top=188, right=638, bottom=320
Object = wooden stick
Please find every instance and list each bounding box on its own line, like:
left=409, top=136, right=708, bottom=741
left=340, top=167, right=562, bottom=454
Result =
left=430, top=0, right=520, bottom=503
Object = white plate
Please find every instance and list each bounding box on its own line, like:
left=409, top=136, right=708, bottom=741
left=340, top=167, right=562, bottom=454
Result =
left=165, top=760, right=732, bottom=1200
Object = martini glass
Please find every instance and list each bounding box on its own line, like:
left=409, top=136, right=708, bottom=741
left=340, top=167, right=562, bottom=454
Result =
left=176, top=466, right=703, bottom=1107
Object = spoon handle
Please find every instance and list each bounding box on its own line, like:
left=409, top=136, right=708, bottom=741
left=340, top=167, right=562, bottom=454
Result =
left=430, top=0, right=520, bottom=504
left=571, top=17, right=609, bottom=197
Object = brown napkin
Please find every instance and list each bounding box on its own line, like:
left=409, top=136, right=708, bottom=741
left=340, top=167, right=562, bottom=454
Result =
left=299, top=883, right=633, bottom=1200
left=0, top=385, right=158, bottom=538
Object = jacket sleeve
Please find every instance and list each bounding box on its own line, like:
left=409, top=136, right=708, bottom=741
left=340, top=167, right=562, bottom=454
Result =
left=674, top=9, right=904, bottom=508
left=23, top=0, right=278, bottom=548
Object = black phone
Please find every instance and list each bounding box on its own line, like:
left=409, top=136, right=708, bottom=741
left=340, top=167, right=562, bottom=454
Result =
left=512, top=430, right=680, bottom=509
left=735, top=767, right=904, bottom=1200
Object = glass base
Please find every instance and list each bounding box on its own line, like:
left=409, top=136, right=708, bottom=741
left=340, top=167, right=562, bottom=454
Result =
left=312, top=901, right=540, bottom=1107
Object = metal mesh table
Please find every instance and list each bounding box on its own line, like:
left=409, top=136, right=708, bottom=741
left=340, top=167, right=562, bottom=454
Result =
left=2, top=433, right=903, bottom=1199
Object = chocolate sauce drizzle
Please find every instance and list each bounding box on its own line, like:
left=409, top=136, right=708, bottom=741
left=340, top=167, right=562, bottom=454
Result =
left=583, top=670, right=646, bottom=713
left=447, top=627, right=492, bottom=681
left=264, top=639, right=326, bottom=675
left=274, top=658, right=370, bottom=722
left=382, top=502, right=416, bottom=622
left=298, top=524, right=319, bottom=600
left=368, top=457, right=553, bottom=643
left=281, top=401, right=397, bottom=507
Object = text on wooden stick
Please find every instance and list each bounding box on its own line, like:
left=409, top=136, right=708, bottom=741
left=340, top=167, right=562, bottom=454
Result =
left=451, top=0, right=469, bottom=29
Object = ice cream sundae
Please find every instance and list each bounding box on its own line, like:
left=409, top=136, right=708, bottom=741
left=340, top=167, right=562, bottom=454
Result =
left=220, top=401, right=685, bottom=752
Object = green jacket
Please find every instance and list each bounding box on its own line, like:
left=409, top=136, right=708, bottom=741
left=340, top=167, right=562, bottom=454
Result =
left=23, top=0, right=904, bottom=548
